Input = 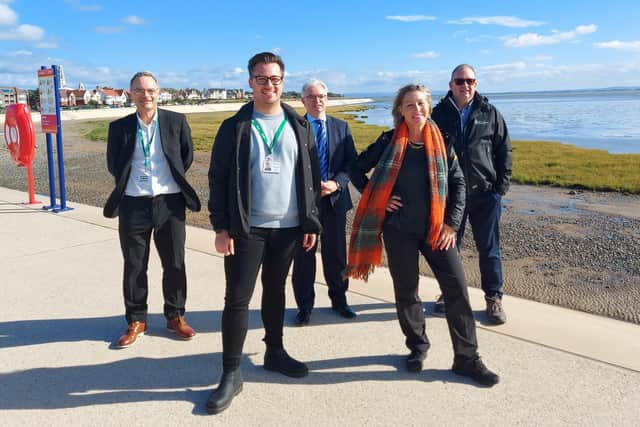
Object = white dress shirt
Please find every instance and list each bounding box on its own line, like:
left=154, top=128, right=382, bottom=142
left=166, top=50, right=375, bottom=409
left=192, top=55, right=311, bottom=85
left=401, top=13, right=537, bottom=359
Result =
left=124, top=111, right=181, bottom=197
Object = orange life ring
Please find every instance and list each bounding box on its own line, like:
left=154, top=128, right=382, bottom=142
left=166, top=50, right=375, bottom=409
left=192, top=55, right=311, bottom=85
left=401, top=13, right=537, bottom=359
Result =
left=4, top=104, right=36, bottom=167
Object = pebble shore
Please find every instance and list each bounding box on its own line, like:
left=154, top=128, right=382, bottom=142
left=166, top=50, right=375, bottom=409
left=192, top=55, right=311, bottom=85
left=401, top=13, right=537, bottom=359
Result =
left=2, top=121, right=638, bottom=324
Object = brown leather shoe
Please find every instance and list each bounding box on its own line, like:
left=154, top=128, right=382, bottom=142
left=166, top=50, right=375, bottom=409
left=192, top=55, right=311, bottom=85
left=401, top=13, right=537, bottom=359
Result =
left=167, top=316, right=196, bottom=340
left=117, top=321, right=147, bottom=348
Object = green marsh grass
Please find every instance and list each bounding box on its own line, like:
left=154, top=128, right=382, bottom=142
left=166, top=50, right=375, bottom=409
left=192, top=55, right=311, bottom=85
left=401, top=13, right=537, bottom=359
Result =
left=81, top=106, right=640, bottom=194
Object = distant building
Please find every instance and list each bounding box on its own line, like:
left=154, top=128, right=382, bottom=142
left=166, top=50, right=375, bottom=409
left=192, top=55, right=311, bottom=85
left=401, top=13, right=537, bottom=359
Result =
left=202, top=88, right=227, bottom=100
left=71, top=89, right=91, bottom=106
left=99, top=87, right=128, bottom=106
left=158, top=91, right=173, bottom=103
left=226, top=88, right=245, bottom=99
left=60, top=89, right=77, bottom=107
left=0, top=86, right=28, bottom=106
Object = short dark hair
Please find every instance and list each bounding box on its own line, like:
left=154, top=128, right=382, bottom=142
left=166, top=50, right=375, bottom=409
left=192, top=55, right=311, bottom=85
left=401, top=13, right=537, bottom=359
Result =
left=129, top=71, right=158, bottom=89
left=247, top=52, right=285, bottom=76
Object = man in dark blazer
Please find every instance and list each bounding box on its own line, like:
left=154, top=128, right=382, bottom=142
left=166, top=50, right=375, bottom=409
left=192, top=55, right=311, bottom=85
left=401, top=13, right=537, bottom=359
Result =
left=292, top=79, right=358, bottom=325
left=104, top=71, right=201, bottom=348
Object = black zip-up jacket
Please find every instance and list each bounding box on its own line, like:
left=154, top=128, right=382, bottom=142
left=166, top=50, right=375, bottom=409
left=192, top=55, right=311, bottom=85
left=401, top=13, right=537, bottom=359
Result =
left=208, top=102, right=322, bottom=237
left=431, top=92, right=512, bottom=196
left=349, top=125, right=466, bottom=231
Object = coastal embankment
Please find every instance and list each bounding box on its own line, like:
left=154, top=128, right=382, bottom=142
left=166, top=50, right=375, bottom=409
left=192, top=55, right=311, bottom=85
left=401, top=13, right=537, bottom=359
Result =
left=0, top=98, right=373, bottom=124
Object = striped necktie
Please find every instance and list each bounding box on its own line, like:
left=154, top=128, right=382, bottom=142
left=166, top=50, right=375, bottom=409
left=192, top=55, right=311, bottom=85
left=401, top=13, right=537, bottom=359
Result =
left=314, top=119, right=328, bottom=181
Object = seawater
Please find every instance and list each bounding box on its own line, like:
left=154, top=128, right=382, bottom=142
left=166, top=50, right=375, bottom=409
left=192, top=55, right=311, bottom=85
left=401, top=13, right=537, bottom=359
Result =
left=345, top=88, right=640, bottom=154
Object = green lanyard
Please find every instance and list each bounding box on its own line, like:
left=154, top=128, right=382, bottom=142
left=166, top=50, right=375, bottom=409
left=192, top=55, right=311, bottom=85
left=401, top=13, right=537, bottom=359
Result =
left=137, top=115, right=158, bottom=169
left=251, top=118, right=288, bottom=155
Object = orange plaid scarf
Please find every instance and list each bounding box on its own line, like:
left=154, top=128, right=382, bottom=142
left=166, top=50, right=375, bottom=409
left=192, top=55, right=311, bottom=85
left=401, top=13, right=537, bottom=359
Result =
left=344, top=120, right=448, bottom=281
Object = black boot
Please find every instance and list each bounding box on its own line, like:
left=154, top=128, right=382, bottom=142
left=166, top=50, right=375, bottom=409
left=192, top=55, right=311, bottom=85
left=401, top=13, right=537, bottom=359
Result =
left=206, top=369, right=243, bottom=415
left=406, top=350, right=427, bottom=373
left=264, top=347, right=309, bottom=378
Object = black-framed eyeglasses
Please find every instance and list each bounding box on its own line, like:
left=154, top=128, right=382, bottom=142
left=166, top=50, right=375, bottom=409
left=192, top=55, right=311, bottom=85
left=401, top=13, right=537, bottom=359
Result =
left=453, top=78, right=476, bottom=86
left=253, top=75, right=283, bottom=86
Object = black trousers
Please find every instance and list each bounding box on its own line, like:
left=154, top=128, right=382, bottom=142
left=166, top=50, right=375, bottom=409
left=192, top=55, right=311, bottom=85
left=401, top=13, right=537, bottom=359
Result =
left=383, top=225, right=478, bottom=359
left=221, top=226, right=302, bottom=372
left=118, top=194, right=187, bottom=324
left=292, top=197, right=348, bottom=310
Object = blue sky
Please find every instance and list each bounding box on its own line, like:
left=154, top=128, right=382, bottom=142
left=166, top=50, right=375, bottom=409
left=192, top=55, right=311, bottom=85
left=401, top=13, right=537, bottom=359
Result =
left=1, top=0, right=639, bottom=94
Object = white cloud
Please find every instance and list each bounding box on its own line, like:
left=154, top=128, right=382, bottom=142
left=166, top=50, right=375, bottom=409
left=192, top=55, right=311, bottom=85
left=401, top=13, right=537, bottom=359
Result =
left=449, top=16, right=544, bottom=28
left=504, top=24, right=597, bottom=48
left=413, top=51, right=439, bottom=59
left=594, top=40, right=640, bottom=52
left=0, top=23, right=44, bottom=40
left=64, top=0, right=102, bottom=12
left=223, top=67, right=244, bottom=78
left=94, top=26, right=123, bottom=34
left=385, top=15, right=436, bottom=22
left=8, top=49, right=32, bottom=56
left=0, top=3, right=17, bottom=25
left=123, top=15, right=144, bottom=25
left=35, top=40, right=59, bottom=49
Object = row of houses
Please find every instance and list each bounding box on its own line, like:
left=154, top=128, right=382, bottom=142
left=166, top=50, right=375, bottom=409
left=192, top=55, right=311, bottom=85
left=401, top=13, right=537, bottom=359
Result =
left=59, top=84, right=247, bottom=107
left=0, top=83, right=248, bottom=109
left=59, top=86, right=128, bottom=107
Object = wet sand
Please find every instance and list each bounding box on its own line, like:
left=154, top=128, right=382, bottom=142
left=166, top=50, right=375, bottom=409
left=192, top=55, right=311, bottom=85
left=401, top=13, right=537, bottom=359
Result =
left=2, top=120, right=638, bottom=324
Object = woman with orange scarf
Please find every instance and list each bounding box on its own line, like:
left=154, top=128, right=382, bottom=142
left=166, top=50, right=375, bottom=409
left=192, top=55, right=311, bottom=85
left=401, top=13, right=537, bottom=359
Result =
left=347, top=84, right=498, bottom=386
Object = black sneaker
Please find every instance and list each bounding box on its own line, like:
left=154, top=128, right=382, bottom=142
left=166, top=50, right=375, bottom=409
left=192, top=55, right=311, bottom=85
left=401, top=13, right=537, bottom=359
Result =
left=264, top=348, right=309, bottom=378
left=434, top=294, right=446, bottom=314
left=452, top=356, right=499, bottom=387
left=406, top=350, right=426, bottom=373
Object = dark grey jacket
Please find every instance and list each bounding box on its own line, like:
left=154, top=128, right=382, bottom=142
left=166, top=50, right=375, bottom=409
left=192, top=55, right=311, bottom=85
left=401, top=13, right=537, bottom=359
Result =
left=349, top=124, right=466, bottom=231
left=432, top=92, right=512, bottom=196
left=208, top=102, right=322, bottom=237
left=104, top=109, right=201, bottom=218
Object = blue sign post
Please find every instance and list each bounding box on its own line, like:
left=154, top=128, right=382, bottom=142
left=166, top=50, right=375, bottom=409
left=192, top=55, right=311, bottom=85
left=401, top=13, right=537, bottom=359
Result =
left=38, top=65, right=72, bottom=212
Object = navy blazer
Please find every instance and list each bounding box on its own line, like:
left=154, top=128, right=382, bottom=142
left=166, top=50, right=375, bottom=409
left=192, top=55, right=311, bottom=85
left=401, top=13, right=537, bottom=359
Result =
left=104, top=108, right=201, bottom=218
left=317, top=115, right=357, bottom=214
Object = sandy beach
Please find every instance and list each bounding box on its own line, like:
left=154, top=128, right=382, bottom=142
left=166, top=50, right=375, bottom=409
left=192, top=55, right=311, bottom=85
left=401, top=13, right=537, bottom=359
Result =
left=1, top=106, right=638, bottom=325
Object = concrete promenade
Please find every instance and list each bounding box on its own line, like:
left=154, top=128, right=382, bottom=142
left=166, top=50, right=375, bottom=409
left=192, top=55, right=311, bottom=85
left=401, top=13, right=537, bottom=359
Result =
left=1, top=186, right=639, bottom=426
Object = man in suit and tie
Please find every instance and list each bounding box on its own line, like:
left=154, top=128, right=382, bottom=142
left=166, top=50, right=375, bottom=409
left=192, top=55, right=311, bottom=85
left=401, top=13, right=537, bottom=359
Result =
left=104, top=71, right=201, bottom=348
left=292, top=79, right=358, bottom=325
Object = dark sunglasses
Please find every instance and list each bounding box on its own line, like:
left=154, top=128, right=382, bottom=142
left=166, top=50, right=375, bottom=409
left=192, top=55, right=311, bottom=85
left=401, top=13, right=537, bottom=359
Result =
left=454, top=78, right=476, bottom=86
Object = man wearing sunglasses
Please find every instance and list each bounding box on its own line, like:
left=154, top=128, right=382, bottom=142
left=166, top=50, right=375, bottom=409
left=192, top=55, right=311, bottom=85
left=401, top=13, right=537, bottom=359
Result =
left=431, top=64, right=512, bottom=325
left=206, top=52, right=322, bottom=414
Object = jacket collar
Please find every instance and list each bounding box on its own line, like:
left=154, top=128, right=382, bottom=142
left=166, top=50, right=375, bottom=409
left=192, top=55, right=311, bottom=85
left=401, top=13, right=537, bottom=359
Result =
left=236, top=101, right=307, bottom=127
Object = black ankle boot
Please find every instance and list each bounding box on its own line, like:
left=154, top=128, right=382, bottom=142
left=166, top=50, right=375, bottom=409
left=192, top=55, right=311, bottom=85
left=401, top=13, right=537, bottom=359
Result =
left=206, top=369, right=243, bottom=414
left=264, top=347, right=309, bottom=378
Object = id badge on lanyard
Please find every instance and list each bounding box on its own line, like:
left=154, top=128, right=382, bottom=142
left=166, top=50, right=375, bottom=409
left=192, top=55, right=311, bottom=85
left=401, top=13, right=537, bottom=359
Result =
left=252, top=118, right=287, bottom=174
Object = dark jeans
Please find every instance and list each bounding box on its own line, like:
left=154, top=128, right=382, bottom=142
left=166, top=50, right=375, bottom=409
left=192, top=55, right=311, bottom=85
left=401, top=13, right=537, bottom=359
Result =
left=457, top=191, right=503, bottom=297
left=292, top=197, right=348, bottom=310
left=118, top=193, right=187, bottom=324
left=221, top=226, right=302, bottom=372
left=383, top=225, right=478, bottom=359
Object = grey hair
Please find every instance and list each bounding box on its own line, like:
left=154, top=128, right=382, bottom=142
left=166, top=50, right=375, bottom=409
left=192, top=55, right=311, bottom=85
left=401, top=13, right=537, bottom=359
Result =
left=450, top=64, right=476, bottom=81
left=130, top=71, right=158, bottom=88
left=391, top=84, right=432, bottom=128
left=302, top=79, right=328, bottom=96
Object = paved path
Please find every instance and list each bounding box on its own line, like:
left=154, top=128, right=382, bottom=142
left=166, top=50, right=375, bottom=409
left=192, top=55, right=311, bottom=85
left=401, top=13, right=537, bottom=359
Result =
left=0, top=186, right=638, bottom=426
